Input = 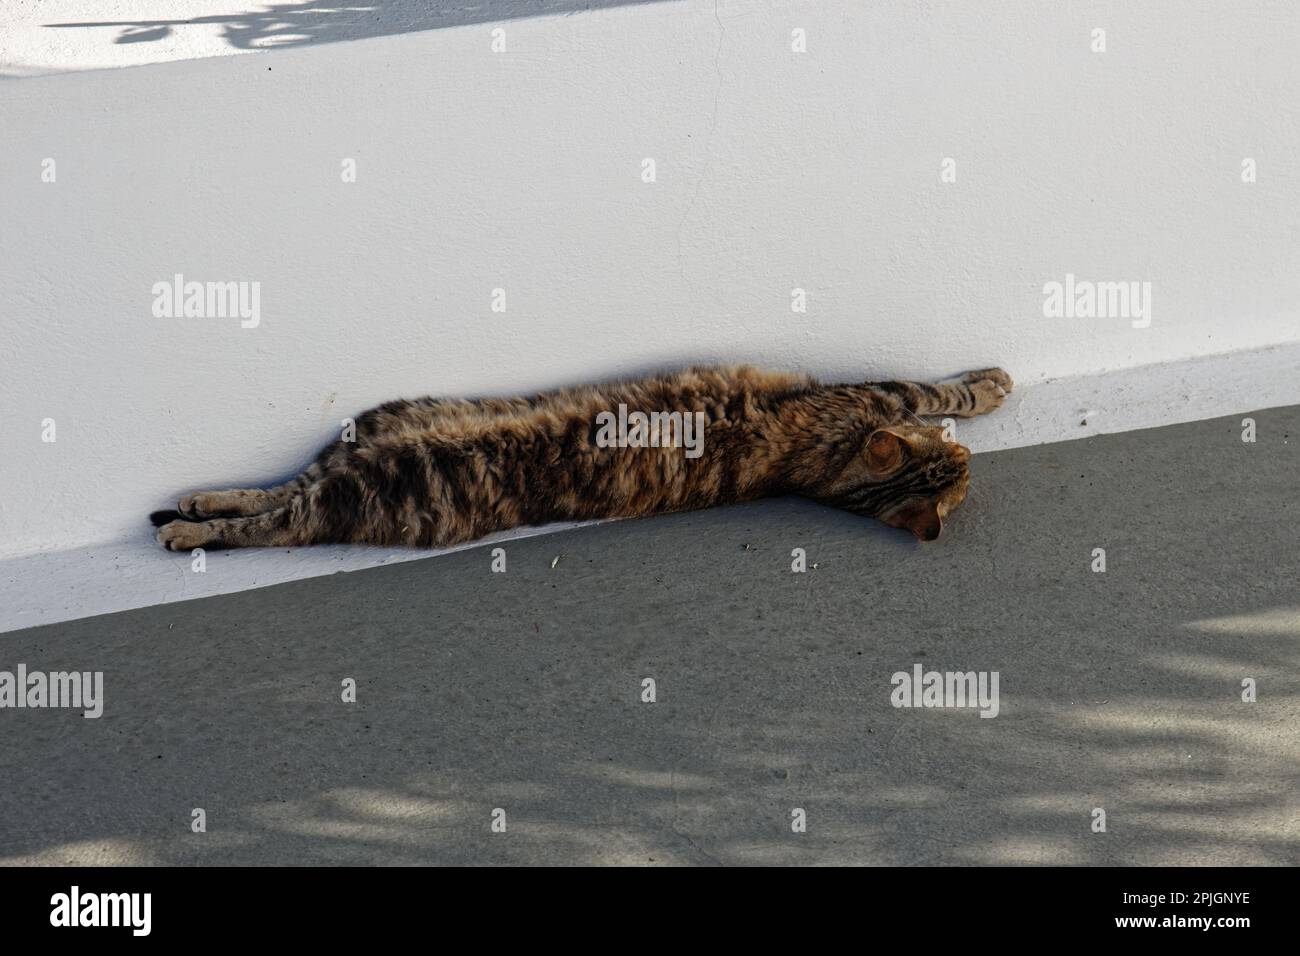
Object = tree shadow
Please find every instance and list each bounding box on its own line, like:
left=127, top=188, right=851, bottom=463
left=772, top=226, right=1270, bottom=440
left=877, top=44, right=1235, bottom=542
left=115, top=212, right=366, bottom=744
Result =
left=46, top=0, right=675, bottom=53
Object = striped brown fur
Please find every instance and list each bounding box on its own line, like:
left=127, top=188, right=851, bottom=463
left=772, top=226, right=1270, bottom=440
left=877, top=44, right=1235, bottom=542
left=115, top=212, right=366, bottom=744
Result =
left=153, top=365, right=1011, bottom=551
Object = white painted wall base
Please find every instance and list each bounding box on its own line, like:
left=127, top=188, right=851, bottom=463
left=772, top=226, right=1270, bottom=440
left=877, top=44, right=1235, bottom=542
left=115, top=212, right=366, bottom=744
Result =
left=4, top=342, right=1296, bottom=634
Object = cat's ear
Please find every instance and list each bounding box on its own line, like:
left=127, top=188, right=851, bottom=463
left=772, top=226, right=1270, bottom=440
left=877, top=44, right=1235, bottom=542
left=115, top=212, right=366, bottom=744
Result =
left=865, top=429, right=905, bottom=470
left=888, top=498, right=943, bottom=541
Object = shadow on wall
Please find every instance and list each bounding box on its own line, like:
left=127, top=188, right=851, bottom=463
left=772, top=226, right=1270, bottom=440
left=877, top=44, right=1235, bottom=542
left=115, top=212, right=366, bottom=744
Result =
left=46, top=0, right=675, bottom=52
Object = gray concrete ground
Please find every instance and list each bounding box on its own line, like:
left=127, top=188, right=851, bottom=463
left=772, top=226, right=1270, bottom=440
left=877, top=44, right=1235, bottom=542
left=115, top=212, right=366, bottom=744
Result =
left=1, top=410, right=1297, bottom=865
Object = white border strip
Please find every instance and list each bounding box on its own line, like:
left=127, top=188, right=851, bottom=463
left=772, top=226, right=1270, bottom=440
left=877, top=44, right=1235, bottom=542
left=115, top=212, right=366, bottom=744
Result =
left=3, top=343, right=1298, bottom=634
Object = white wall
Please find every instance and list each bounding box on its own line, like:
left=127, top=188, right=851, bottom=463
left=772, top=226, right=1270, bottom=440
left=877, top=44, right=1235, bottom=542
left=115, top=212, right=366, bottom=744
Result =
left=3, top=0, right=1299, bottom=560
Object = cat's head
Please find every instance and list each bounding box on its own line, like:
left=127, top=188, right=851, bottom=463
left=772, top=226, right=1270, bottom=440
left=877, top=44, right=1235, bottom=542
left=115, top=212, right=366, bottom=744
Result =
left=822, top=425, right=971, bottom=541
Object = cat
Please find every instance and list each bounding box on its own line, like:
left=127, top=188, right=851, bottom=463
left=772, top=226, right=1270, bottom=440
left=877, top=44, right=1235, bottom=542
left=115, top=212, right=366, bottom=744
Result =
left=151, top=365, right=1012, bottom=551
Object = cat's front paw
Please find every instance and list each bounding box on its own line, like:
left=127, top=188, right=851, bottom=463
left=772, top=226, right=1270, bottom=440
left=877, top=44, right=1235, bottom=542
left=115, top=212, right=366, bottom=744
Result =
left=959, top=367, right=1012, bottom=414
left=157, top=519, right=215, bottom=552
left=962, top=367, right=1013, bottom=393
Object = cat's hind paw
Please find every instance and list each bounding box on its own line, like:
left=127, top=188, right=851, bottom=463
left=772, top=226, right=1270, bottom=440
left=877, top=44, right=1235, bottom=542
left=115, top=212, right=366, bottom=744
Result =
left=156, top=519, right=218, bottom=552
left=177, top=493, right=211, bottom=519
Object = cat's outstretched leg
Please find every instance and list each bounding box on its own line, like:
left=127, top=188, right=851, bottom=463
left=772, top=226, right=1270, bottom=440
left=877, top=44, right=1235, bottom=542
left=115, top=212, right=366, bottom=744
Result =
left=157, top=472, right=377, bottom=550
left=156, top=510, right=285, bottom=551
left=164, top=465, right=325, bottom=521
left=876, top=368, right=1012, bottom=418
left=157, top=500, right=324, bottom=551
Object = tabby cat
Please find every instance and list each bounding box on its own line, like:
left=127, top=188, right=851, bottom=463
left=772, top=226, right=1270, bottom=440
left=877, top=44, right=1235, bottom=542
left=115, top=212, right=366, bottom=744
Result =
left=151, top=365, right=1011, bottom=551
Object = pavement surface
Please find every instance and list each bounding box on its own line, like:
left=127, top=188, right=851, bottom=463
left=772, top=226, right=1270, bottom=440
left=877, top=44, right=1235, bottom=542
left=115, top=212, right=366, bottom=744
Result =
left=1, top=408, right=1297, bottom=865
